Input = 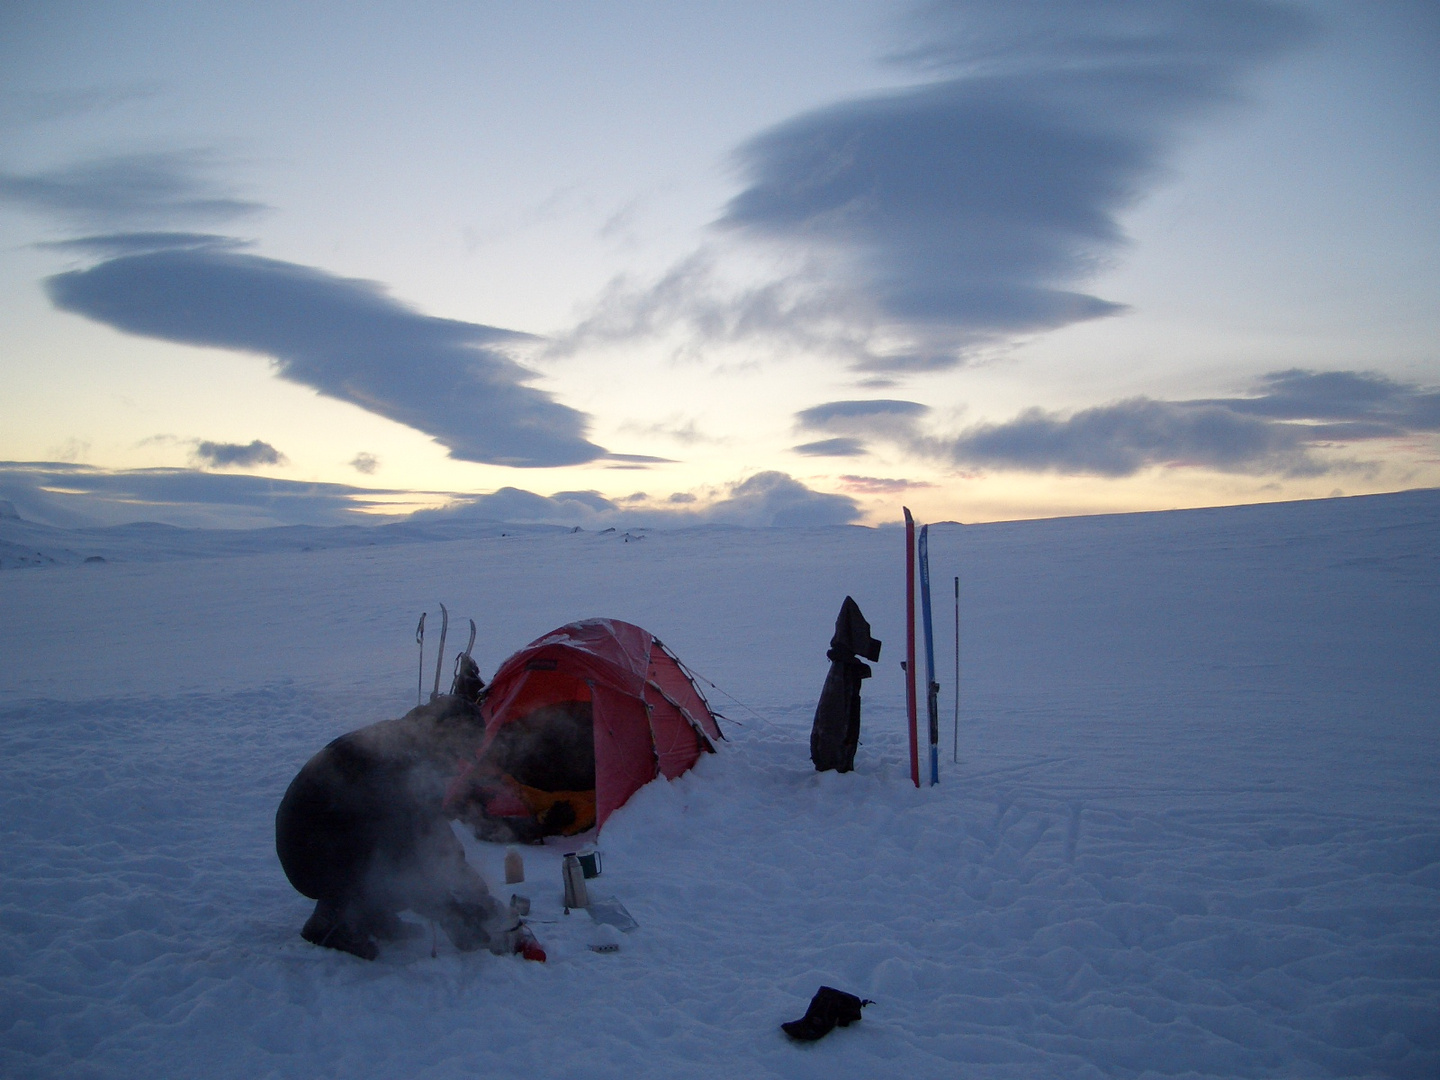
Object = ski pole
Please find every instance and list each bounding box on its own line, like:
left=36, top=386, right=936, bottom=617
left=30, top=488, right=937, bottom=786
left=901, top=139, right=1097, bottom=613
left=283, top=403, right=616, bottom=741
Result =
left=953, top=575, right=960, bottom=764
left=416, top=612, right=427, bottom=707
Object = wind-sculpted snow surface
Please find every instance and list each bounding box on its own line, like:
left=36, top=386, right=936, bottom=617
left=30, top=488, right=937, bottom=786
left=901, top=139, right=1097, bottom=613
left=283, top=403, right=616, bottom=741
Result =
left=1, top=491, right=1437, bottom=1078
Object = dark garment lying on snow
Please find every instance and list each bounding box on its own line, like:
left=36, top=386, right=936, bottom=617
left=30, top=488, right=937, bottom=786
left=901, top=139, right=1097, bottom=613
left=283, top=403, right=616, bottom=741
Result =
left=810, top=596, right=882, bottom=773
left=274, top=694, right=503, bottom=959
left=781, top=986, right=873, bottom=1042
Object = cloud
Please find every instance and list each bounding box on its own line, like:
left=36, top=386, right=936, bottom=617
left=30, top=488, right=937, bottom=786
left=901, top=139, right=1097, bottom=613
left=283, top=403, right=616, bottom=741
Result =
left=838, top=475, right=936, bottom=494
left=1191, top=369, right=1440, bottom=437
left=603, top=453, right=678, bottom=465
left=37, top=232, right=248, bottom=257
left=950, top=396, right=1321, bottom=476
left=795, top=399, right=933, bottom=449
left=0, top=462, right=398, bottom=529
left=350, top=452, right=380, bottom=475
left=0, top=83, right=160, bottom=124
left=420, top=470, right=861, bottom=528
left=551, top=247, right=884, bottom=367
left=432, top=487, right=621, bottom=525
left=794, top=437, right=869, bottom=457
left=0, top=151, right=265, bottom=229
left=721, top=0, right=1311, bottom=367
left=796, top=399, right=931, bottom=427
left=707, top=471, right=861, bottom=526
left=616, top=415, right=729, bottom=447
left=564, top=0, right=1311, bottom=370
left=796, top=370, right=1440, bottom=477
left=192, top=439, right=286, bottom=469
left=46, top=248, right=606, bottom=467
left=45, top=437, right=91, bottom=463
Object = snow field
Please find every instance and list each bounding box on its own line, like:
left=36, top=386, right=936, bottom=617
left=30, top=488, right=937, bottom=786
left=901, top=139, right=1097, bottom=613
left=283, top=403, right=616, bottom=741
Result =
left=1, top=490, right=1437, bottom=1077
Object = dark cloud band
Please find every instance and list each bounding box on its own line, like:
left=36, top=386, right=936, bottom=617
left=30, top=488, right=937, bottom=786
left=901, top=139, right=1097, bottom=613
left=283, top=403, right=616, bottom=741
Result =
left=193, top=440, right=286, bottom=469
left=951, top=397, right=1316, bottom=476
left=708, top=1, right=1309, bottom=368
left=793, top=437, right=868, bottom=458
left=46, top=249, right=606, bottom=468
left=0, top=151, right=265, bottom=229
left=0, top=461, right=396, bottom=529
left=796, top=399, right=931, bottom=426
left=797, top=370, right=1440, bottom=477
left=38, top=232, right=247, bottom=257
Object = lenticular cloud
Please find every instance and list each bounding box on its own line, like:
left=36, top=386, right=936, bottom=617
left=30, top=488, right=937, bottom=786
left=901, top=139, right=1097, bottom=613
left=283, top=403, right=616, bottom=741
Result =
left=715, top=0, right=1313, bottom=368
left=47, top=248, right=606, bottom=468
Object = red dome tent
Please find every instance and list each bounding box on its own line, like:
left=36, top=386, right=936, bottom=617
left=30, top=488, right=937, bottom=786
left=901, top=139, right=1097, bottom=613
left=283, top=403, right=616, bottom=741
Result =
left=448, top=619, right=723, bottom=838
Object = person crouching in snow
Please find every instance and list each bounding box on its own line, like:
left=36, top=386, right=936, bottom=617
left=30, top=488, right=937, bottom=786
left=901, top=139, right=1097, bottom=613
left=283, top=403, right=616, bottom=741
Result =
left=275, top=694, right=515, bottom=960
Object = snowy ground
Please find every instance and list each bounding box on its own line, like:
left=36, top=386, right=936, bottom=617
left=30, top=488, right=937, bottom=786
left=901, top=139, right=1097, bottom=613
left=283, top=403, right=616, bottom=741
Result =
left=2, top=490, right=1437, bottom=1079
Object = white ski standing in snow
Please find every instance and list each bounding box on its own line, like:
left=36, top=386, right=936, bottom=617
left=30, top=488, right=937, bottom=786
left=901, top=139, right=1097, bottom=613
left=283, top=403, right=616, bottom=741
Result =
left=919, top=523, right=940, bottom=785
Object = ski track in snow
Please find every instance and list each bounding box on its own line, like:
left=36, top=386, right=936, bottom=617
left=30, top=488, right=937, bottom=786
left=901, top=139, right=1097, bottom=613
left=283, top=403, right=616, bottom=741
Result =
left=1, top=490, right=1437, bottom=1078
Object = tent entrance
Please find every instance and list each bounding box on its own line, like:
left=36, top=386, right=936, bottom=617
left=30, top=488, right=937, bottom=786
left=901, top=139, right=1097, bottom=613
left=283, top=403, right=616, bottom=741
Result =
left=471, top=673, right=599, bottom=839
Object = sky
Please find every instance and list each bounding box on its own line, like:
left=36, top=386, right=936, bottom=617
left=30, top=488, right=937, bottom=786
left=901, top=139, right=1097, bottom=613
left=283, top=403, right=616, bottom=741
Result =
left=1, top=0, right=1437, bottom=529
